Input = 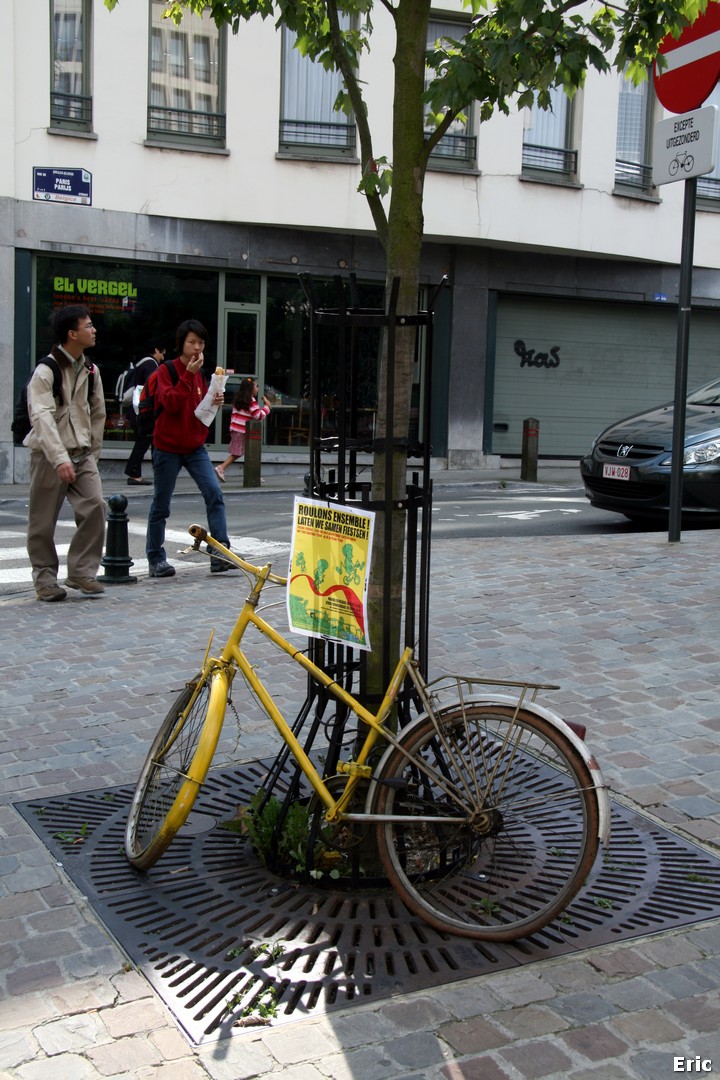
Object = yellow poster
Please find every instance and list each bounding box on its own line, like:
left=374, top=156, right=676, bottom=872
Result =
left=287, top=497, right=375, bottom=651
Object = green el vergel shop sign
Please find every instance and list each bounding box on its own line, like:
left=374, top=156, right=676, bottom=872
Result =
left=54, top=276, right=138, bottom=297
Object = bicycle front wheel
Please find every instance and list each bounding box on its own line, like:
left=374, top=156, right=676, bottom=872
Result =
left=125, top=668, right=228, bottom=870
left=374, top=704, right=600, bottom=941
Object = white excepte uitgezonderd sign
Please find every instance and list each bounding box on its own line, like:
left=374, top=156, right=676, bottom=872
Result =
left=652, top=104, right=719, bottom=186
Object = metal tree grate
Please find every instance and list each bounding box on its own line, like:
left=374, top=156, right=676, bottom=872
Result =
left=16, top=760, right=720, bottom=1046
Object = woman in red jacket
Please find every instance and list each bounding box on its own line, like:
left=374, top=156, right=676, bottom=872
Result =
left=145, top=319, right=231, bottom=577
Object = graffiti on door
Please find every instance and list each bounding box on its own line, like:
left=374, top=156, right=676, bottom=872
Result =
left=514, top=339, right=561, bottom=369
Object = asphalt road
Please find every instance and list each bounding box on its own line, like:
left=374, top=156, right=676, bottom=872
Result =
left=0, top=480, right=688, bottom=597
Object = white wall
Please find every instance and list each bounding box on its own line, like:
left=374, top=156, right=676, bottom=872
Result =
left=6, top=1, right=720, bottom=267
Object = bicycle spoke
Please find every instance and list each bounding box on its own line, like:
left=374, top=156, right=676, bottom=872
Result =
left=125, top=672, right=224, bottom=869
left=374, top=704, right=600, bottom=941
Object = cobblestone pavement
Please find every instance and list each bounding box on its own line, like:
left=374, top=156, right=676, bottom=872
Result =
left=1, top=472, right=719, bottom=1079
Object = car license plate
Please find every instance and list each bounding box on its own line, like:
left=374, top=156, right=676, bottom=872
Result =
left=603, top=464, right=631, bottom=481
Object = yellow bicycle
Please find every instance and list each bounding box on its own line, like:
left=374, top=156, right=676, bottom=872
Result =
left=125, top=525, right=610, bottom=942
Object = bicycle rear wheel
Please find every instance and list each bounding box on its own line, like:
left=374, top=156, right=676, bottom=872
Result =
left=374, top=703, right=600, bottom=941
left=125, top=669, right=228, bottom=869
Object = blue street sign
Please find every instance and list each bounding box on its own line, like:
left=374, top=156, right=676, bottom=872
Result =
left=33, top=168, right=92, bottom=205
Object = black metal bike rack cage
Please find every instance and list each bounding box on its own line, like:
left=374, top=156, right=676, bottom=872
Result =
left=251, top=273, right=447, bottom=880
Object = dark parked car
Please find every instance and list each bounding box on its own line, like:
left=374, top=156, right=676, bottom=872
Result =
left=580, top=377, right=720, bottom=520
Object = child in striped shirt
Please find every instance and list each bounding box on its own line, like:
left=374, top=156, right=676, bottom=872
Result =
left=215, top=378, right=271, bottom=482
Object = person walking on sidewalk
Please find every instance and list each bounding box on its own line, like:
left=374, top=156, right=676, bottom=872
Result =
left=25, top=304, right=107, bottom=602
left=215, top=377, right=271, bottom=483
left=145, top=319, right=231, bottom=578
left=124, top=337, right=166, bottom=486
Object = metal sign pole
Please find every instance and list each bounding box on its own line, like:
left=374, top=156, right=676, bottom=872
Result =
left=668, top=176, right=697, bottom=543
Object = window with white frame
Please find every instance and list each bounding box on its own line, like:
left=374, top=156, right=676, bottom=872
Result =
left=279, top=23, right=356, bottom=156
left=425, top=18, right=476, bottom=167
left=615, top=69, right=654, bottom=192
left=50, top=0, right=92, bottom=131
left=147, top=0, right=226, bottom=148
left=522, top=86, right=577, bottom=177
left=697, top=84, right=720, bottom=202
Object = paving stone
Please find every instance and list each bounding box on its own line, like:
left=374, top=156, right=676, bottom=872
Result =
left=440, top=1057, right=514, bottom=1080
left=552, top=992, right=619, bottom=1024
left=610, top=1007, right=685, bottom=1046
left=14, top=1053, right=100, bottom=1080
left=148, top=1027, right=194, bottom=1062
left=134, top=1062, right=211, bottom=1080
left=0, top=1030, right=39, bottom=1072
left=635, top=934, right=703, bottom=968
left=257, top=1023, right=340, bottom=1065
left=438, top=1017, right=508, bottom=1055
left=18, top=930, right=82, bottom=965
left=99, top=1000, right=170, bottom=1040
left=34, top=1012, right=107, bottom=1056
left=559, top=1023, right=628, bottom=1062
left=49, top=978, right=119, bottom=1015
left=587, top=948, right=654, bottom=977
left=197, top=1035, right=274, bottom=1079
left=381, top=997, right=452, bottom=1032
left=496, top=1005, right=570, bottom=1040
left=384, top=1031, right=445, bottom=1069
left=481, top=971, right=557, bottom=1008
left=603, top=975, right=672, bottom=1012
left=309, top=1047, right=396, bottom=1080
left=630, top=1049, right=695, bottom=1080
left=644, top=964, right=716, bottom=1000
left=86, top=1035, right=162, bottom=1074
left=666, top=994, right=720, bottom=1033
left=5, top=961, right=64, bottom=997
left=434, top=983, right=505, bottom=1019
left=500, top=1038, right=573, bottom=1078
left=322, top=1010, right=395, bottom=1049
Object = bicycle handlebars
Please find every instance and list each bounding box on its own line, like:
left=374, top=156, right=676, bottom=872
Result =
left=188, top=524, right=288, bottom=586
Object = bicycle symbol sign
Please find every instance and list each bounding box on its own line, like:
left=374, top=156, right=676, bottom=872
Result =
left=652, top=104, right=720, bottom=187
left=669, top=149, right=695, bottom=176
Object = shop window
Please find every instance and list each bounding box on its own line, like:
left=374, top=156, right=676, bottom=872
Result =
left=147, top=0, right=226, bottom=149
left=697, top=84, right=720, bottom=204
left=426, top=18, right=477, bottom=168
left=225, top=274, right=261, bottom=304
left=50, top=0, right=92, bottom=133
left=279, top=24, right=356, bottom=157
left=615, top=68, right=654, bottom=194
left=522, top=87, right=577, bottom=179
left=34, top=256, right=219, bottom=447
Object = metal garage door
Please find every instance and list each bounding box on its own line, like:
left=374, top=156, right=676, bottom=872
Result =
left=490, top=295, right=720, bottom=457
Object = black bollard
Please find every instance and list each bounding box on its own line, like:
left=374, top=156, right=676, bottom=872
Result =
left=520, top=417, right=539, bottom=482
left=101, top=492, right=137, bottom=584
left=243, top=419, right=261, bottom=488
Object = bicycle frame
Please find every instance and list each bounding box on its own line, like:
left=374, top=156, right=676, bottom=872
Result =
left=189, top=525, right=435, bottom=824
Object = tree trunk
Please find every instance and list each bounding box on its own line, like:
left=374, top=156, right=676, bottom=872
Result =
left=366, top=0, right=430, bottom=699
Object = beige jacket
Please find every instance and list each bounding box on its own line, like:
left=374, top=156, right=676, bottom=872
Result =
left=25, top=345, right=106, bottom=470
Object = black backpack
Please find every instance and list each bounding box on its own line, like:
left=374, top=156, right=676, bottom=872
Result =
left=136, top=360, right=180, bottom=439
left=12, top=356, right=95, bottom=446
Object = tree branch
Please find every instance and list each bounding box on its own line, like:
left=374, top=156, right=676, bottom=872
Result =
left=325, top=0, right=389, bottom=247
left=422, top=106, right=463, bottom=163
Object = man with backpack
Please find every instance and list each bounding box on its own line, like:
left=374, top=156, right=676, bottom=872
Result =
left=124, top=337, right=166, bottom=486
left=145, top=319, right=231, bottom=578
left=25, top=305, right=107, bottom=602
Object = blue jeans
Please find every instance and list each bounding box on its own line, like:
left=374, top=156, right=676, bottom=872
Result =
left=146, top=446, right=228, bottom=566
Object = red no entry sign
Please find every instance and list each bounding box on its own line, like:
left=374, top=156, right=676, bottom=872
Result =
left=654, top=1, right=720, bottom=113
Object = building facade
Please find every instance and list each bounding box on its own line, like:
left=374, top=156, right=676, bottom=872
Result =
left=3, top=0, right=720, bottom=483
